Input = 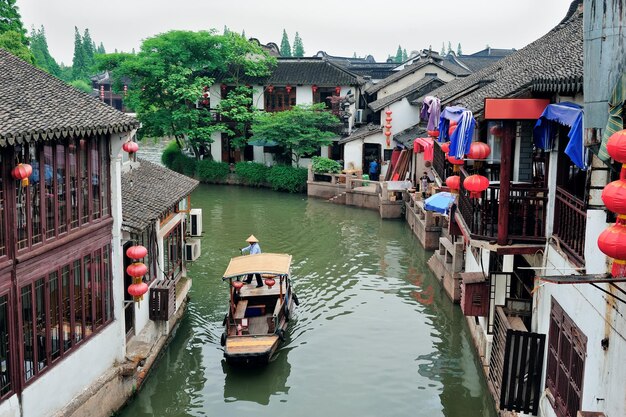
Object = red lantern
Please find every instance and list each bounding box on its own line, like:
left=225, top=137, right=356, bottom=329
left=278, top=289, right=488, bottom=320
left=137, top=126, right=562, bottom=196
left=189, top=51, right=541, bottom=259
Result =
left=267, top=85, right=274, bottom=93
left=427, top=130, right=439, bottom=139
left=602, top=180, right=626, bottom=216
left=598, top=222, right=626, bottom=277
left=100, top=85, right=104, bottom=101
left=12, top=163, right=32, bottom=187
left=489, top=125, right=504, bottom=137
left=607, top=130, right=626, bottom=163
left=441, top=142, right=450, bottom=154
left=385, top=117, right=392, bottom=123
left=286, top=85, right=292, bottom=94
left=126, top=245, right=148, bottom=260
left=123, top=84, right=128, bottom=97
left=128, top=278, right=149, bottom=302
left=123, top=141, right=139, bottom=154
left=384, top=131, right=392, bottom=137
left=335, top=86, right=341, bottom=95
left=232, top=280, right=244, bottom=290
left=385, top=110, right=393, bottom=116
left=447, top=154, right=464, bottom=172
left=311, top=84, right=318, bottom=93
left=463, top=174, right=490, bottom=198
left=220, top=84, right=227, bottom=93
left=385, top=124, right=392, bottom=129
left=126, top=262, right=148, bottom=278
left=264, top=278, right=275, bottom=288
left=448, top=124, right=457, bottom=137
left=445, top=175, right=460, bottom=190
left=467, top=142, right=491, bottom=160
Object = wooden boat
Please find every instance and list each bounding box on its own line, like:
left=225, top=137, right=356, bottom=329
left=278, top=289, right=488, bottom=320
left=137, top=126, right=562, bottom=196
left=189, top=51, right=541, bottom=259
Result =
left=220, top=253, right=298, bottom=366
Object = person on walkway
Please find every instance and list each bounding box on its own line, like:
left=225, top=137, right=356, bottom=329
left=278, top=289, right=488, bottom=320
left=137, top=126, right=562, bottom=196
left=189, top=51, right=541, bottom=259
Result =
left=420, top=171, right=432, bottom=199
left=241, top=235, right=263, bottom=287
left=369, top=158, right=380, bottom=181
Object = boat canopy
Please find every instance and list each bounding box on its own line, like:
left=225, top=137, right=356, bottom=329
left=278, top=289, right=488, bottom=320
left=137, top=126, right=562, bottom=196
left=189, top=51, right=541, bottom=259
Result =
left=222, top=253, right=292, bottom=280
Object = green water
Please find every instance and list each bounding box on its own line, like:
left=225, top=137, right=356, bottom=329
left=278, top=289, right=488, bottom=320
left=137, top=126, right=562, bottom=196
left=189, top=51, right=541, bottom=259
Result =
left=119, top=184, right=497, bottom=417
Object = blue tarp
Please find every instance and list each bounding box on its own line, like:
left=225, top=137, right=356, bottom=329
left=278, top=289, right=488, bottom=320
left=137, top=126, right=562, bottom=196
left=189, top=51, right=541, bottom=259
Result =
left=438, top=106, right=476, bottom=159
left=424, top=192, right=456, bottom=215
left=533, top=102, right=587, bottom=170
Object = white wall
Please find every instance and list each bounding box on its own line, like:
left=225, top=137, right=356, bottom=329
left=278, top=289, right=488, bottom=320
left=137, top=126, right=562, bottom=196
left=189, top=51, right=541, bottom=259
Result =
left=376, top=64, right=456, bottom=99
left=387, top=99, right=420, bottom=134
left=296, top=86, right=313, bottom=105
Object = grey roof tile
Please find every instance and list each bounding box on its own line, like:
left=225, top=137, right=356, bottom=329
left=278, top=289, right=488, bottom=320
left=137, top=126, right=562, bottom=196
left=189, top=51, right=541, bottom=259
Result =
left=338, top=124, right=382, bottom=144
left=265, top=58, right=361, bottom=86
left=121, top=159, right=199, bottom=231
left=368, top=77, right=445, bottom=112
left=0, top=48, right=139, bottom=145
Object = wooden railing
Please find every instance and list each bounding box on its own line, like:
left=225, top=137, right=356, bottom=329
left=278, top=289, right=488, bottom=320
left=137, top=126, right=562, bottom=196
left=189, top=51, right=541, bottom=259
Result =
left=458, top=169, right=548, bottom=243
left=432, top=142, right=450, bottom=182
left=553, top=187, right=586, bottom=265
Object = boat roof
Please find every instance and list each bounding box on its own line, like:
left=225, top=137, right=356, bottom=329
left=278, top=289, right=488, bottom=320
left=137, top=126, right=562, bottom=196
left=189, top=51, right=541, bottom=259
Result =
left=222, top=253, right=292, bottom=279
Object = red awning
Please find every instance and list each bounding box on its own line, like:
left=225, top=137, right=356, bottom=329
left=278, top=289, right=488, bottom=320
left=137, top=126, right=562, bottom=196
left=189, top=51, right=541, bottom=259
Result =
left=413, top=137, right=434, bottom=161
left=484, top=98, right=550, bottom=120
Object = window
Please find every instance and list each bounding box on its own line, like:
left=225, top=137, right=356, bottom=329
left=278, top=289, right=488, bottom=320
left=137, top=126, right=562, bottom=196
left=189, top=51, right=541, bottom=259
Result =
left=16, top=245, right=113, bottom=386
left=546, top=298, right=586, bottom=417
left=0, top=153, right=5, bottom=258
left=130, top=226, right=157, bottom=283
left=0, top=294, right=12, bottom=397
left=265, top=87, right=296, bottom=112
left=163, top=222, right=182, bottom=280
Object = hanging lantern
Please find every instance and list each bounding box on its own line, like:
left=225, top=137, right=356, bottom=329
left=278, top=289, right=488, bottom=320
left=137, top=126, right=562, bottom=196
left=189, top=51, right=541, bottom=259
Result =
left=126, top=262, right=148, bottom=278
left=489, top=125, right=504, bottom=137
left=385, top=110, right=393, bottom=116
left=126, top=245, right=148, bottom=260
left=335, top=86, right=341, bottom=95
left=220, top=84, right=227, bottom=93
left=441, top=142, right=450, bottom=154
left=123, top=84, right=128, bottom=97
left=467, top=142, right=491, bottom=160
left=447, top=154, right=464, bottom=172
left=122, top=141, right=139, bottom=154
left=463, top=174, right=490, bottom=198
left=12, top=163, right=32, bottom=187
left=128, top=278, right=149, bottom=302
left=598, top=222, right=626, bottom=277
left=267, top=85, right=274, bottom=93
left=607, top=130, right=626, bottom=164
left=427, top=130, right=439, bottom=139
left=602, top=180, right=626, bottom=217
left=264, top=278, right=275, bottom=289
left=445, top=175, right=460, bottom=190
left=384, top=131, right=392, bottom=137
left=286, top=85, right=292, bottom=94
left=232, top=280, right=244, bottom=290
left=100, top=85, right=105, bottom=101
left=385, top=124, right=392, bottom=130
left=448, top=124, right=457, bottom=138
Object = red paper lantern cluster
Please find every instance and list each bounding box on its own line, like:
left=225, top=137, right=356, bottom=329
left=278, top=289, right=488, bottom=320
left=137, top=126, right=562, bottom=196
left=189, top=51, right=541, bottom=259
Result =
left=467, top=142, right=491, bottom=160
left=335, top=86, right=341, bottom=95
left=286, top=85, right=292, bottom=94
left=12, top=163, right=33, bottom=187
left=201, top=86, right=209, bottom=106
left=463, top=174, right=489, bottom=198
left=445, top=175, right=460, bottom=191
left=598, top=130, right=626, bottom=277
left=384, top=110, right=392, bottom=147
left=126, top=244, right=149, bottom=302
left=123, top=141, right=139, bottom=154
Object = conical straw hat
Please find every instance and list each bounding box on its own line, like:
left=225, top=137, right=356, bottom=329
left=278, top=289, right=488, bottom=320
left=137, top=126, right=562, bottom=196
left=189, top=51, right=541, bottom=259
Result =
left=246, top=234, right=259, bottom=243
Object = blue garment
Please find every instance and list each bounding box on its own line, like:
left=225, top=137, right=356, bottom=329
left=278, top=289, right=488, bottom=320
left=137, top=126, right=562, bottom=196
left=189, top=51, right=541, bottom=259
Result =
left=241, top=242, right=261, bottom=255
left=438, top=106, right=476, bottom=158
left=533, top=102, right=586, bottom=170
left=369, top=160, right=379, bottom=175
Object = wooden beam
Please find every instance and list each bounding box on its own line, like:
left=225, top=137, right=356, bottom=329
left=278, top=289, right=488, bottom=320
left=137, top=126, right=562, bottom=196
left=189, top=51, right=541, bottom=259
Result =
left=497, top=123, right=513, bottom=245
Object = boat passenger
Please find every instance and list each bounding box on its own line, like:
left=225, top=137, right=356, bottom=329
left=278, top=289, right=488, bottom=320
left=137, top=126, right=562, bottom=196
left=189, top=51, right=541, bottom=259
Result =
left=241, top=235, right=263, bottom=287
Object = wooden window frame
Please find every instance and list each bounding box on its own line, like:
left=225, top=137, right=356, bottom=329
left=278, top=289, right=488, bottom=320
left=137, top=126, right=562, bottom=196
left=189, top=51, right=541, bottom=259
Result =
left=163, top=221, right=182, bottom=280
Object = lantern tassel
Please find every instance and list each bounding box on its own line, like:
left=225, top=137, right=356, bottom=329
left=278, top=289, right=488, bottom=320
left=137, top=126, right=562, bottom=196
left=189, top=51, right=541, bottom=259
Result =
left=611, top=259, right=626, bottom=278
left=21, top=178, right=28, bottom=187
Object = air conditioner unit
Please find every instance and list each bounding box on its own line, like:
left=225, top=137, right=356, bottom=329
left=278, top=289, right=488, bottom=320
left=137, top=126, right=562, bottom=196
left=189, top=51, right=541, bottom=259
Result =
left=185, top=238, right=201, bottom=262
left=355, top=109, right=365, bottom=124
left=189, top=208, right=202, bottom=237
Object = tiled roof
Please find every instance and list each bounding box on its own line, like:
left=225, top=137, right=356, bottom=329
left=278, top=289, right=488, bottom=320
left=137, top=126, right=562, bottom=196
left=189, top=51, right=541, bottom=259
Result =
left=368, top=76, right=445, bottom=112
left=264, top=58, right=361, bottom=86
left=338, top=124, right=382, bottom=144
left=364, top=59, right=462, bottom=96
left=0, top=48, right=139, bottom=146
left=393, top=125, right=427, bottom=148
left=121, top=159, right=199, bottom=231
left=423, top=1, right=583, bottom=115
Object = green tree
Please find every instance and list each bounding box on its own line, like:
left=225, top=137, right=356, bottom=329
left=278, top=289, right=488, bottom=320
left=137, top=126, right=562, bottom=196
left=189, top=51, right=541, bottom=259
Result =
left=96, top=42, right=106, bottom=54
left=105, top=30, right=275, bottom=159
left=82, top=28, right=95, bottom=70
left=251, top=103, right=339, bottom=166
left=440, top=42, right=445, bottom=56
left=29, top=25, right=60, bottom=76
left=402, top=48, right=408, bottom=61
left=457, top=42, right=462, bottom=55
left=280, top=29, right=291, bottom=57
left=394, top=45, right=402, bottom=63
left=241, top=29, right=246, bottom=38
left=292, top=32, right=304, bottom=57
left=447, top=41, right=453, bottom=55
left=0, top=30, right=33, bottom=63
left=69, top=79, right=92, bottom=93
left=0, top=0, right=27, bottom=44
left=71, top=26, right=86, bottom=80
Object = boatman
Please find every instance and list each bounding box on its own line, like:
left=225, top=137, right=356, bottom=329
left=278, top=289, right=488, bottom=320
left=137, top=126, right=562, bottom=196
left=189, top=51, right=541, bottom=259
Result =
left=241, top=235, right=263, bottom=287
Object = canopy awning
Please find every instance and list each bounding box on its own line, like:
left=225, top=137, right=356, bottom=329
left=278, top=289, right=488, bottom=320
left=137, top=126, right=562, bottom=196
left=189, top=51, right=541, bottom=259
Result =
left=424, top=191, right=456, bottom=215
left=438, top=106, right=476, bottom=159
left=413, top=137, right=434, bottom=161
left=533, top=102, right=587, bottom=170
left=222, top=253, right=292, bottom=279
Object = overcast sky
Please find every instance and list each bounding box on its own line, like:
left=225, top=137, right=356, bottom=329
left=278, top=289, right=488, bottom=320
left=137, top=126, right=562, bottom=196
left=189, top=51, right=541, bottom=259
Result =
left=17, top=0, right=574, bottom=66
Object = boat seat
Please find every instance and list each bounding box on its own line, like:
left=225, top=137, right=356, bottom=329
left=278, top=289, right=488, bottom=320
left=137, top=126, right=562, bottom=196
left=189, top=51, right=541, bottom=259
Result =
left=247, top=305, right=266, bottom=317
left=234, top=300, right=248, bottom=319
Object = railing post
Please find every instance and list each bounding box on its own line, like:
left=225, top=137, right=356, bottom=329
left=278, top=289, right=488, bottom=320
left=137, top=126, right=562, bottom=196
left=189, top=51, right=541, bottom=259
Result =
left=308, top=166, right=314, bottom=182
left=498, top=123, right=513, bottom=245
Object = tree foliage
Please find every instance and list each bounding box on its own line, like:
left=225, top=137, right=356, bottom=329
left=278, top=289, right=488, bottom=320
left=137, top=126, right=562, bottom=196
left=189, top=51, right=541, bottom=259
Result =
left=82, top=28, right=95, bottom=70
left=440, top=42, right=445, bottom=56
left=447, top=41, right=453, bottom=55
left=103, top=30, right=275, bottom=159
left=30, top=25, right=60, bottom=76
left=0, top=30, right=33, bottom=63
left=251, top=103, right=340, bottom=166
left=402, top=48, right=408, bottom=62
left=394, top=45, right=403, bottom=63
left=71, top=26, right=86, bottom=80
left=0, top=0, right=27, bottom=44
left=457, top=43, right=462, bottom=55
left=292, top=32, right=304, bottom=57
left=280, top=29, right=291, bottom=57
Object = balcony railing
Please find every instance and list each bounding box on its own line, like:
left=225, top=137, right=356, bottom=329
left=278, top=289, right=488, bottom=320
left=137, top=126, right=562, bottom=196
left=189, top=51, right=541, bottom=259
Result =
left=458, top=169, right=548, bottom=243
left=553, top=187, right=586, bottom=265
left=432, top=141, right=451, bottom=182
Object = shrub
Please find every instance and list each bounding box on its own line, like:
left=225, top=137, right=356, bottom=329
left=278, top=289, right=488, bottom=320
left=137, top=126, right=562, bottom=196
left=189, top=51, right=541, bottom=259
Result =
left=267, top=165, right=308, bottom=193
left=235, top=162, right=269, bottom=186
left=196, top=159, right=230, bottom=182
left=162, top=141, right=182, bottom=169
left=311, top=156, right=342, bottom=174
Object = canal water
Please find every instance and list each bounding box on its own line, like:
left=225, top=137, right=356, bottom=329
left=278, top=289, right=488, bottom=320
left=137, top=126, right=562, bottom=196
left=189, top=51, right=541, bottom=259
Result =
left=118, top=184, right=497, bottom=417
